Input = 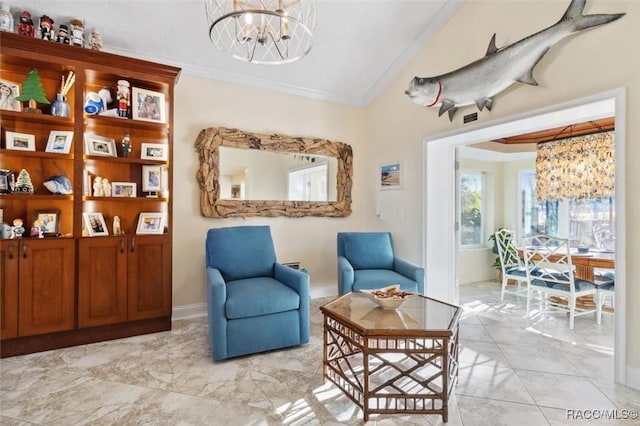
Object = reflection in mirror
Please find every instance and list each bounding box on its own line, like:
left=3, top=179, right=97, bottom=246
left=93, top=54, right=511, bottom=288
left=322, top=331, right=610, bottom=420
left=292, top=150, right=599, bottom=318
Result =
left=195, top=127, right=353, bottom=218
left=219, top=146, right=338, bottom=201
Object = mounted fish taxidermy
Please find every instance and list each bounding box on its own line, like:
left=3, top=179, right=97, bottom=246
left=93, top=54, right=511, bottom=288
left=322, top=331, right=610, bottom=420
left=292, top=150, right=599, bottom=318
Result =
left=404, top=0, right=624, bottom=121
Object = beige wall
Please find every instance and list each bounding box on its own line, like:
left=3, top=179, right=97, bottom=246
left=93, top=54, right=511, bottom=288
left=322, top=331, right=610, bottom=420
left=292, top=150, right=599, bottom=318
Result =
left=364, top=0, right=639, bottom=388
left=172, top=76, right=366, bottom=305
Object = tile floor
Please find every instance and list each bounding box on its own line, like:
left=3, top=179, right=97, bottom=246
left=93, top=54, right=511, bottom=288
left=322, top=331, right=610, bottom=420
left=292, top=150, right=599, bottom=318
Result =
left=1, top=281, right=638, bottom=425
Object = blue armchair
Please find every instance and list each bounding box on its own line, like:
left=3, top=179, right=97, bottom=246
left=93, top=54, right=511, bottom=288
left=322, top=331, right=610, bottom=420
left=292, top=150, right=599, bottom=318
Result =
left=206, top=226, right=310, bottom=361
left=337, top=232, right=425, bottom=295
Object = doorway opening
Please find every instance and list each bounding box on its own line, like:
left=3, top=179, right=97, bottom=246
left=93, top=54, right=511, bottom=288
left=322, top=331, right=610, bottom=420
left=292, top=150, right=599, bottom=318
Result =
left=423, top=89, right=626, bottom=384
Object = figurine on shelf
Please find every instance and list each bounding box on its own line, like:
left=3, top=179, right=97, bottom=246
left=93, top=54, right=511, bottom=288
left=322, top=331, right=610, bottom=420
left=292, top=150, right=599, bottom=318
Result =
left=56, top=24, right=70, bottom=44
left=93, top=176, right=104, bottom=197
left=0, top=3, right=14, bottom=33
left=39, top=15, right=54, bottom=41
left=98, top=86, right=112, bottom=111
left=31, top=220, right=42, bottom=238
left=13, top=168, right=34, bottom=193
left=117, top=80, right=130, bottom=118
left=12, top=219, right=25, bottom=239
left=18, top=11, right=34, bottom=37
left=89, top=28, right=102, bottom=51
left=102, top=178, right=111, bottom=196
left=15, top=68, right=50, bottom=114
left=113, top=216, right=122, bottom=235
left=70, top=19, right=83, bottom=47
left=121, top=133, right=131, bottom=157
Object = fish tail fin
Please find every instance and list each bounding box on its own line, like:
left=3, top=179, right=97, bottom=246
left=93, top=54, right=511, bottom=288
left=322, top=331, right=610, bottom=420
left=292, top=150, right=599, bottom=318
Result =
left=560, top=0, right=625, bottom=32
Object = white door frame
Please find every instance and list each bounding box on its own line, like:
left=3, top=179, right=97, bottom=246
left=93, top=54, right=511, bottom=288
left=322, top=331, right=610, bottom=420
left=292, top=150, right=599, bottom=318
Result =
left=423, top=88, right=626, bottom=385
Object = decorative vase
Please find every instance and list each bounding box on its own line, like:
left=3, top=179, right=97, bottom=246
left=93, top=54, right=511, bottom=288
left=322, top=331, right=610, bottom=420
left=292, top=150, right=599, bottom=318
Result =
left=51, top=93, right=70, bottom=117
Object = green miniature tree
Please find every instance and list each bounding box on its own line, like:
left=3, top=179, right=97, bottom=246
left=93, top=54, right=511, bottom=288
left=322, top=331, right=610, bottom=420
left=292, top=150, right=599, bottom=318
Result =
left=15, top=68, right=50, bottom=112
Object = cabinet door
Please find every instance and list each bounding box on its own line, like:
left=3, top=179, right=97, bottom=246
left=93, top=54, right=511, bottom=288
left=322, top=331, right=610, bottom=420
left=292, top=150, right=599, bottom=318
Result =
left=78, top=237, right=128, bottom=327
left=128, top=235, right=171, bottom=321
left=1, top=240, right=19, bottom=340
left=18, top=239, right=75, bottom=336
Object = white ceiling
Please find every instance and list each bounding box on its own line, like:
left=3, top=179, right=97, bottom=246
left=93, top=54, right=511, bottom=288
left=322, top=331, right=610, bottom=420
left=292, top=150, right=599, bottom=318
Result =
left=15, top=0, right=463, bottom=106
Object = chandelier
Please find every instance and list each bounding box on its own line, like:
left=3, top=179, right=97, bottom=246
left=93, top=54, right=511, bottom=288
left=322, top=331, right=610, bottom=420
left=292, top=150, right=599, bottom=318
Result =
left=205, top=0, right=316, bottom=64
left=535, top=131, right=615, bottom=201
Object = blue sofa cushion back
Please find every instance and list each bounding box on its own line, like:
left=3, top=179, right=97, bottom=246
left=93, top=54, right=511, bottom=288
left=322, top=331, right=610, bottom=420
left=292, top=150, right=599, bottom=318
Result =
left=206, top=226, right=276, bottom=281
left=342, top=232, right=394, bottom=270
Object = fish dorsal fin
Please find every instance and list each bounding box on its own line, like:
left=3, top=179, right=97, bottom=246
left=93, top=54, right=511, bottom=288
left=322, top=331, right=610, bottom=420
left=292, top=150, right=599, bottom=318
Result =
left=485, top=33, right=498, bottom=56
left=438, top=99, right=456, bottom=117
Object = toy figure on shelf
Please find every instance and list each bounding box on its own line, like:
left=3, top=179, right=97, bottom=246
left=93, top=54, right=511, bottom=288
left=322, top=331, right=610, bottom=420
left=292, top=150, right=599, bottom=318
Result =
left=89, top=28, right=102, bottom=51
left=70, top=19, right=83, bottom=47
left=117, top=80, right=130, bottom=118
left=39, top=15, right=54, bottom=41
left=113, top=216, right=122, bottom=235
left=12, top=219, right=25, bottom=238
left=0, top=3, right=14, bottom=32
left=56, top=24, right=70, bottom=44
left=93, top=176, right=104, bottom=197
left=18, top=11, right=34, bottom=37
left=102, top=178, right=111, bottom=196
left=121, top=133, right=131, bottom=157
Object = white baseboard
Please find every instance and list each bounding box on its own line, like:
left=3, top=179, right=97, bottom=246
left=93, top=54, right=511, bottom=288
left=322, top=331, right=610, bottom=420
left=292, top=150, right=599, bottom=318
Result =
left=171, top=286, right=338, bottom=321
left=626, top=366, right=640, bottom=391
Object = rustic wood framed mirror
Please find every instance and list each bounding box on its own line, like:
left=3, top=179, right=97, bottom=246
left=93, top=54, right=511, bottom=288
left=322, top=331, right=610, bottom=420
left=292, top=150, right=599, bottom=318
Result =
left=195, top=127, right=353, bottom=218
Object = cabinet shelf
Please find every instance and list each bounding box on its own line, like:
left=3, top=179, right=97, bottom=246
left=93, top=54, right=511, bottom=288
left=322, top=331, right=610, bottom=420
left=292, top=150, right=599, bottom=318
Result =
left=83, top=196, right=169, bottom=202
left=0, top=109, right=74, bottom=126
left=0, top=194, right=73, bottom=201
left=0, top=149, right=74, bottom=160
left=84, top=155, right=167, bottom=165
left=84, top=115, right=168, bottom=131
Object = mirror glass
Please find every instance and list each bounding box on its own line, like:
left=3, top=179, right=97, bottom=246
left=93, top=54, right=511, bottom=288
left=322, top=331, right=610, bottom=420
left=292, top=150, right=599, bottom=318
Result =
left=195, top=127, right=353, bottom=218
left=219, top=146, right=338, bottom=201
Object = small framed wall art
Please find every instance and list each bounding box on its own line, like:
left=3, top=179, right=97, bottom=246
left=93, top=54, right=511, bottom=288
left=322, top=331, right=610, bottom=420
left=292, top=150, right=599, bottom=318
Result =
left=136, top=212, right=166, bottom=235
left=46, top=131, right=74, bottom=154
left=33, top=209, right=61, bottom=237
left=132, top=87, right=166, bottom=123
left=85, top=134, right=117, bottom=157
left=378, top=161, right=402, bottom=190
left=83, top=212, right=109, bottom=236
left=5, top=131, right=35, bottom=151
left=140, top=143, right=168, bottom=161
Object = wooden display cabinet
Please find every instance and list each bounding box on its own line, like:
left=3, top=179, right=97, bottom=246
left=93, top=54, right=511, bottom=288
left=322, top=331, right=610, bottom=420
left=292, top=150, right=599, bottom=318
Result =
left=0, top=32, right=180, bottom=357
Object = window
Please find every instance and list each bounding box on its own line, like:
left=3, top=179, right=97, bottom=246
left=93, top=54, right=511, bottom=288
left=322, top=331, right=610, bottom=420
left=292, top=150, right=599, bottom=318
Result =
left=520, top=171, right=615, bottom=250
left=459, top=172, right=483, bottom=247
left=288, top=164, right=328, bottom=201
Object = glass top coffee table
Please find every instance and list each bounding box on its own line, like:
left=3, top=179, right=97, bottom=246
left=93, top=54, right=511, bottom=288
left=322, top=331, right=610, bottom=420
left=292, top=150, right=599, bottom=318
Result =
left=320, top=292, right=461, bottom=422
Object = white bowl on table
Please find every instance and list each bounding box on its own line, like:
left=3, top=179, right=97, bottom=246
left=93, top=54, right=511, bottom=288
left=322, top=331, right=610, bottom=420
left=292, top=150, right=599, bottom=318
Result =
left=359, top=284, right=415, bottom=310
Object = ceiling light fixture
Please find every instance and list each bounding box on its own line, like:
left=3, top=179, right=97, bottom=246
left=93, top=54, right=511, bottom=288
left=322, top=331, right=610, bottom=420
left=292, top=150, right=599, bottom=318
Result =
left=205, top=0, right=316, bottom=65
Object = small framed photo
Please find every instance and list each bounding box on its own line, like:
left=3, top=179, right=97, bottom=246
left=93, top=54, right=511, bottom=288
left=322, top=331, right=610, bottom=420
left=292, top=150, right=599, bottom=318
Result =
left=378, top=161, right=402, bottom=190
left=142, top=165, right=162, bottom=192
left=132, top=87, right=166, bottom=123
left=83, top=212, right=109, bottom=237
left=85, top=134, right=117, bottom=157
left=0, top=79, right=22, bottom=112
left=111, top=182, right=137, bottom=197
left=33, top=209, right=61, bottom=237
left=5, top=131, right=35, bottom=151
left=140, top=143, right=168, bottom=161
left=0, top=169, right=14, bottom=194
left=136, top=212, right=166, bottom=235
left=45, top=131, right=74, bottom=154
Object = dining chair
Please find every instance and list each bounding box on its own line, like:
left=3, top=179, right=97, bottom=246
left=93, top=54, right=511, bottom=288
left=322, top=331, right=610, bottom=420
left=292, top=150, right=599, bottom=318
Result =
left=494, top=228, right=528, bottom=301
left=596, top=271, right=615, bottom=324
left=523, top=235, right=604, bottom=329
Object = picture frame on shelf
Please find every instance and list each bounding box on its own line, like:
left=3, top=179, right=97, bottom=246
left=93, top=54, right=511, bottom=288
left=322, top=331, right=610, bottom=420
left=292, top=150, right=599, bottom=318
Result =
left=132, top=87, right=166, bottom=123
left=136, top=212, right=165, bottom=235
left=0, top=78, right=22, bottom=112
left=111, top=181, right=137, bottom=197
left=45, top=131, right=74, bottom=154
left=33, top=209, right=61, bottom=237
left=5, top=131, right=35, bottom=151
left=0, top=169, right=15, bottom=194
left=84, top=134, right=117, bottom=157
left=82, top=212, right=109, bottom=236
left=142, top=165, right=162, bottom=192
left=140, top=143, right=168, bottom=161
left=378, top=161, right=402, bottom=190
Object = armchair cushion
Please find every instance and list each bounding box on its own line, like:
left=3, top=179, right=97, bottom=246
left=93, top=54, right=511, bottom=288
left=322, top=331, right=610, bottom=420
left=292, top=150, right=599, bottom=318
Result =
left=352, top=269, right=420, bottom=292
left=225, top=277, right=300, bottom=319
left=342, top=232, right=394, bottom=270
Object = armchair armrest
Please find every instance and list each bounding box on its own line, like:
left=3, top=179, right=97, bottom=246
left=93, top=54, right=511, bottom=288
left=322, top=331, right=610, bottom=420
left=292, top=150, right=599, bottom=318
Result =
left=394, top=257, right=425, bottom=294
left=274, top=263, right=310, bottom=343
left=338, top=255, right=355, bottom=295
left=207, top=267, right=228, bottom=360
